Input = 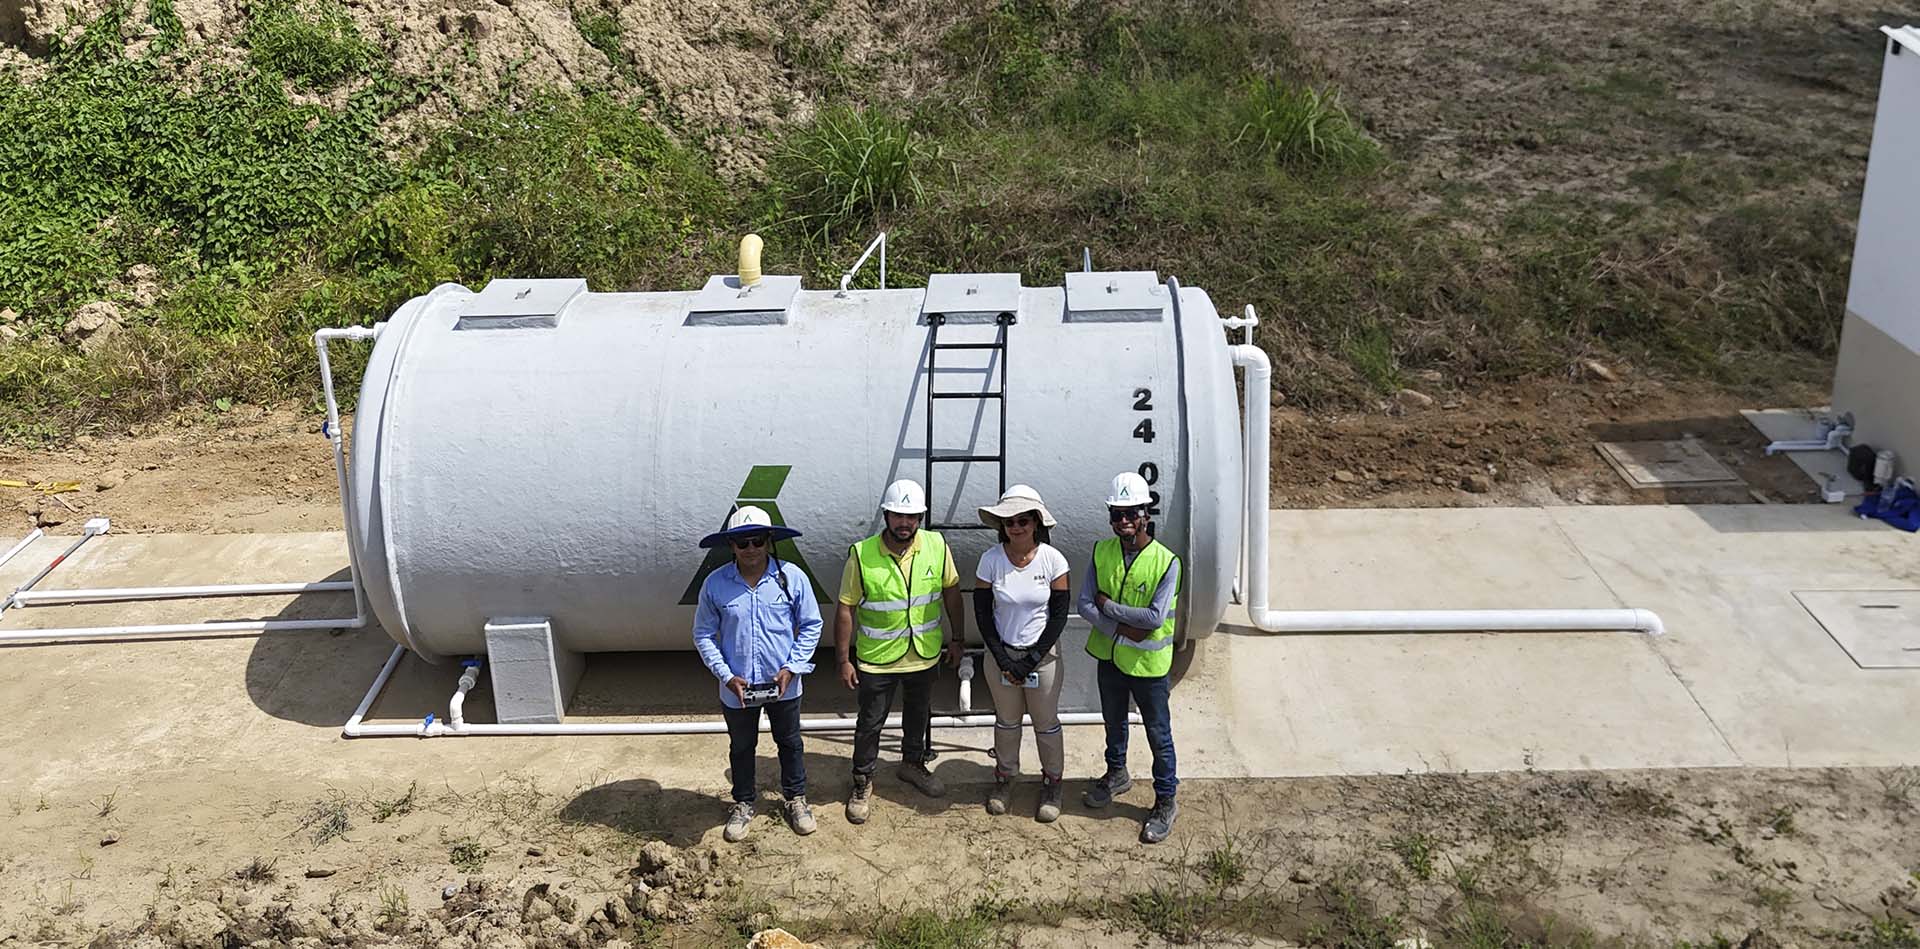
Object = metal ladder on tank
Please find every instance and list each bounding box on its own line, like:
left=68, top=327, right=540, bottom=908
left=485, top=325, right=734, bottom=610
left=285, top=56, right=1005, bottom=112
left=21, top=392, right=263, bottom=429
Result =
left=920, top=311, right=1013, bottom=750
left=922, top=312, right=1014, bottom=531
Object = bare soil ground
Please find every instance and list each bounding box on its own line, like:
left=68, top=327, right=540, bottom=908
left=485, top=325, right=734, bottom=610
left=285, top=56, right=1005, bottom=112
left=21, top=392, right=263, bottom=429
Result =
left=5, top=766, right=1920, bottom=947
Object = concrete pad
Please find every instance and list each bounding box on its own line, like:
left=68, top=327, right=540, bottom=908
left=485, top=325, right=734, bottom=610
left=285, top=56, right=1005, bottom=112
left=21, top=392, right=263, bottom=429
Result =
left=1548, top=504, right=1920, bottom=768
left=4, top=506, right=1920, bottom=808
left=1795, top=590, right=1920, bottom=668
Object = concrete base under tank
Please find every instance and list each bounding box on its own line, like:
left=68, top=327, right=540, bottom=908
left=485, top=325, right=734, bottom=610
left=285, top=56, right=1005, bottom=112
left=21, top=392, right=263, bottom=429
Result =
left=3, top=503, right=1920, bottom=805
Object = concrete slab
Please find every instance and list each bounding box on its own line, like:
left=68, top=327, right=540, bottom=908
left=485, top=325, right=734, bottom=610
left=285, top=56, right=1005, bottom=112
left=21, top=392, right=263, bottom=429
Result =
left=3, top=505, right=1920, bottom=807
left=1795, top=590, right=1920, bottom=668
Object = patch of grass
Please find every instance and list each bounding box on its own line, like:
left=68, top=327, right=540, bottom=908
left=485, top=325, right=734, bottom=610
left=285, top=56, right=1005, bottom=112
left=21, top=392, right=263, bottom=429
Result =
left=1234, top=79, right=1379, bottom=172
left=1760, top=803, right=1797, bottom=837
left=376, top=883, right=409, bottom=933
left=1885, top=768, right=1920, bottom=811
left=1863, top=918, right=1920, bottom=949
left=868, top=903, right=1003, bottom=949
left=370, top=781, right=418, bottom=823
left=93, top=790, right=117, bottom=819
left=300, top=796, right=352, bottom=846
left=774, top=106, right=937, bottom=241
left=1309, top=882, right=1404, bottom=948
left=1390, top=832, right=1438, bottom=882
left=1202, top=842, right=1248, bottom=889
left=447, top=837, right=490, bottom=872
left=1749, top=882, right=1792, bottom=915
left=571, top=4, right=622, bottom=66
left=242, top=0, right=377, bottom=87
left=234, top=856, right=278, bottom=883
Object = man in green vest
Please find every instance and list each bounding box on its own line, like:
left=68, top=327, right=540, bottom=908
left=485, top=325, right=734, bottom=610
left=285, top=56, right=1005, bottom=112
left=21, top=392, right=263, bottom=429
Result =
left=834, top=478, right=965, bottom=824
left=1077, top=471, right=1182, bottom=844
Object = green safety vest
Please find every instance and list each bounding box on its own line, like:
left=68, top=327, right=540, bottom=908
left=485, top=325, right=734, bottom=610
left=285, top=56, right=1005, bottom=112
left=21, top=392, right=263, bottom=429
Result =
left=852, top=531, right=948, bottom=666
left=1086, top=537, right=1179, bottom=677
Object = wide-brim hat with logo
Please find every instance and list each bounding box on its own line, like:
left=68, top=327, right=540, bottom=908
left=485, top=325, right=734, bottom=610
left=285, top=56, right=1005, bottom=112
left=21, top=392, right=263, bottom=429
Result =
left=977, top=484, right=1058, bottom=529
left=699, top=504, right=803, bottom=548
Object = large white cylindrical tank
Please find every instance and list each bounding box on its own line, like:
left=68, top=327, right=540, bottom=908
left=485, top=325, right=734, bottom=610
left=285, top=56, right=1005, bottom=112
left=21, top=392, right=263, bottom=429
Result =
left=351, top=270, right=1243, bottom=662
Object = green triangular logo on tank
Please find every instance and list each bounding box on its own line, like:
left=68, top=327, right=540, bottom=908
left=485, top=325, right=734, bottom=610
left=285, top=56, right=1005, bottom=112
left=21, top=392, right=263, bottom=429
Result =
left=678, top=465, right=827, bottom=605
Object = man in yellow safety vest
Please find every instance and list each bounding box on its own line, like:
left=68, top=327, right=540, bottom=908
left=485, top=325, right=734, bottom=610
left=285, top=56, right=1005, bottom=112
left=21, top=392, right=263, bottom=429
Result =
left=834, top=479, right=965, bottom=824
left=1078, top=471, right=1182, bottom=844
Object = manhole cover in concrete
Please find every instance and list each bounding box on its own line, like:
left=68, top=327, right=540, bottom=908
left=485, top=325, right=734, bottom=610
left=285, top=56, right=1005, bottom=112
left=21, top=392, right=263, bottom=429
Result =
left=1595, top=438, right=1742, bottom=489
left=1795, top=590, right=1920, bottom=668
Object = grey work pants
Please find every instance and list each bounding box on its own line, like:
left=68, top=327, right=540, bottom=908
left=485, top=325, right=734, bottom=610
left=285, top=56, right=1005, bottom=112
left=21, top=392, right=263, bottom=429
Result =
left=983, top=650, right=1064, bottom=779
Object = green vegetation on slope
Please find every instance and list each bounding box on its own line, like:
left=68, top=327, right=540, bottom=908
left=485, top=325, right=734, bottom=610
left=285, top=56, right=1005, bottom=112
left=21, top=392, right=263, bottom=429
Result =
left=0, top=0, right=1851, bottom=441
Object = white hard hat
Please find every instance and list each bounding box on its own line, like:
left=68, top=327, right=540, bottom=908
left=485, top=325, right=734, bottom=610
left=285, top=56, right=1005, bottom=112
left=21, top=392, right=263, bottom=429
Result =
left=1105, top=471, right=1152, bottom=508
left=879, top=479, right=927, bottom=515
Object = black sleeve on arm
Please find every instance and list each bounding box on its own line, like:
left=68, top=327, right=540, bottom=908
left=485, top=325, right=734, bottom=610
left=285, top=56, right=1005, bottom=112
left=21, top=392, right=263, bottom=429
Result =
left=973, top=587, right=1014, bottom=674
left=1028, top=589, right=1071, bottom=662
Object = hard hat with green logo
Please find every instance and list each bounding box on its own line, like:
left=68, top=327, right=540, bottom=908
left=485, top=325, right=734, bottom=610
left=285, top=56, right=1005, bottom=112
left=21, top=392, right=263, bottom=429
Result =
left=879, top=479, right=927, bottom=515
left=1105, top=471, right=1151, bottom=508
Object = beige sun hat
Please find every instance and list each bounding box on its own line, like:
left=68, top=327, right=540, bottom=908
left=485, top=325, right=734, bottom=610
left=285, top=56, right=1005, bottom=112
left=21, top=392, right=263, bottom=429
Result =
left=977, top=484, right=1058, bottom=529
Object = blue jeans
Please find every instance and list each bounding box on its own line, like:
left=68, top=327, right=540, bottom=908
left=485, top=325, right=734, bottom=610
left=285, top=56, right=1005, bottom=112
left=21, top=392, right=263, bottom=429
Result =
left=721, top=696, right=806, bottom=803
left=1096, top=659, right=1178, bottom=798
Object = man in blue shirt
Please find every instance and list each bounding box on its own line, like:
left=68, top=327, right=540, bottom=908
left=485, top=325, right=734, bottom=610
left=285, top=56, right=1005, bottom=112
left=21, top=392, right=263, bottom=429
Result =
left=693, top=505, right=824, bottom=842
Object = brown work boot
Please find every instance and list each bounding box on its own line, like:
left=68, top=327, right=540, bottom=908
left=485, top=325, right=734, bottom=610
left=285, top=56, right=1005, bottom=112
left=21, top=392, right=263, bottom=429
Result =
left=846, top=776, right=872, bottom=825
left=898, top=760, right=947, bottom=798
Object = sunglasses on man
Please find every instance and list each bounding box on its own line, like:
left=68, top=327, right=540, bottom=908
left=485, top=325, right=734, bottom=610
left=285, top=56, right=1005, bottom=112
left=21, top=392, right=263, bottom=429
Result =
left=1108, top=507, right=1147, bottom=522
left=731, top=534, right=770, bottom=549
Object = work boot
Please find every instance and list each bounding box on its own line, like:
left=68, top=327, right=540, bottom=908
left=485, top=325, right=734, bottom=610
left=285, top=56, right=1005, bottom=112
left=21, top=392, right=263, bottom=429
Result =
left=898, top=760, right=947, bottom=798
left=846, top=776, right=872, bottom=825
left=722, top=801, right=755, bottom=843
left=1035, top=776, right=1063, bottom=824
left=985, top=771, right=1013, bottom=816
left=784, top=796, right=817, bottom=836
left=1082, top=766, right=1133, bottom=809
left=1141, top=796, right=1179, bottom=844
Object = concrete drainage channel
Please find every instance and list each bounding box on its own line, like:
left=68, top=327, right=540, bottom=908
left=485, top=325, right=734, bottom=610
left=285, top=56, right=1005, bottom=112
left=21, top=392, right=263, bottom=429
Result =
left=0, top=243, right=1663, bottom=739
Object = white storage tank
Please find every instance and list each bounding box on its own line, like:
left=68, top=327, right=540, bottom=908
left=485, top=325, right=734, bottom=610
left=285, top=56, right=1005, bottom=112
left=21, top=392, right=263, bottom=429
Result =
left=350, top=265, right=1244, bottom=663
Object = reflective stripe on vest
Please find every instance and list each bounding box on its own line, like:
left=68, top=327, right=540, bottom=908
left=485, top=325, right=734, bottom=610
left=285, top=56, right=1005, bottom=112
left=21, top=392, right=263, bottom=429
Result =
left=853, top=531, right=947, bottom=665
left=1085, top=537, right=1178, bottom=677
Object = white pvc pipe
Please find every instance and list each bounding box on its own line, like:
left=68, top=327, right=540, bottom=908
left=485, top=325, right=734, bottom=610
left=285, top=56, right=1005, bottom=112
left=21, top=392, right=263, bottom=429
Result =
left=315, top=326, right=380, bottom=630
left=344, top=645, right=1137, bottom=738
left=10, top=581, right=356, bottom=607
left=0, top=530, right=42, bottom=570
left=450, top=660, right=482, bottom=728
left=1227, top=344, right=1665, bottom=637
left=0, top=618, right=361, bottom=642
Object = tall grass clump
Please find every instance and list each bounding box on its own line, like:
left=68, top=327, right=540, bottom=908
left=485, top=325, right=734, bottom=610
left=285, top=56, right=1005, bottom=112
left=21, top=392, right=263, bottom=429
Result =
left=775, top=106, right=935, bottom=240
left=242, top=0, right=377, bottom=87
left=1234, top=79, right=1379, bottom=172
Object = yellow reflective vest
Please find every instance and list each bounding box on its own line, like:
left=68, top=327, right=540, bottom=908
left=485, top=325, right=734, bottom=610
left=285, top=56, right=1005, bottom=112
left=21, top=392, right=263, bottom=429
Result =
left=1086, top=537, right=1178, bottom=677
left=852, top=531, right=948, bottom=666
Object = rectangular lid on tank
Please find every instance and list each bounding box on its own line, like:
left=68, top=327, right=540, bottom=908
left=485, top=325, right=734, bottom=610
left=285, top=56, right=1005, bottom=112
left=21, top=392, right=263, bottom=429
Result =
left=685, top=274, right=803, bottom=325
left=455, top=278, right=587, bottom=330
left=921, top=273, right=1023, bottom=324
left=1065, top=270, right=1166, bottom=322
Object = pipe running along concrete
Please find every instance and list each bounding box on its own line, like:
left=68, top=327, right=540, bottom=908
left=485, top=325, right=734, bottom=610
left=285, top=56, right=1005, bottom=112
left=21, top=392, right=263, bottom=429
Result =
left=1, top=519, right=109, bottom=618
left=1227, top=342, right=1664, bottom=637
left=1, top=530, right=43, bottom=571
left=343, top=646, right=1140, bottom=738
left=0, top=331, right=381, bottom=643
left=9, top=581, right=357, bottom=607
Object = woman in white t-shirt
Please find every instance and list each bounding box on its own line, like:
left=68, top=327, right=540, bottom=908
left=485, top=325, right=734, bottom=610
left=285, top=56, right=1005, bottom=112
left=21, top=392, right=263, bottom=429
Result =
left=972, top=484, right=1072, bottom=822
